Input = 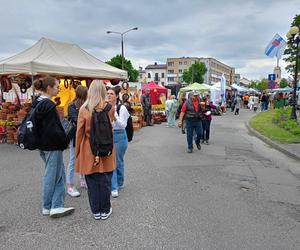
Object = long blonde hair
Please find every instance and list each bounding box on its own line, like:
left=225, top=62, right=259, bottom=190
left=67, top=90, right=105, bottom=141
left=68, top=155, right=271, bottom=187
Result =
left=84, top=80, right=107, bottom=113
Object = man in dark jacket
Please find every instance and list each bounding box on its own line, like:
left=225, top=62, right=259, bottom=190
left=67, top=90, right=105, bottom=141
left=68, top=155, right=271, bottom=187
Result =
left=141, top=88, right=153, bottom=126
left=178, top=90, right=204, bottom=153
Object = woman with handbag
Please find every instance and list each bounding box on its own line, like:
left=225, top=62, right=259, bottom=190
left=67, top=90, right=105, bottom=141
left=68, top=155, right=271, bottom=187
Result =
left=66, top=85, right=88, bottom=197
left=34, top=76, right=74, bottom=218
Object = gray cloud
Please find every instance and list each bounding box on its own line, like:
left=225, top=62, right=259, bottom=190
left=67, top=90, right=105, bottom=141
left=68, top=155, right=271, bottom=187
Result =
left=0, top=0, right=298, bottom=79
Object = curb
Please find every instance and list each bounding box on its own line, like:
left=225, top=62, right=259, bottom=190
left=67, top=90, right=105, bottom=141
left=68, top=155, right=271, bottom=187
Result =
left=246, top=121, right=300, bottom=163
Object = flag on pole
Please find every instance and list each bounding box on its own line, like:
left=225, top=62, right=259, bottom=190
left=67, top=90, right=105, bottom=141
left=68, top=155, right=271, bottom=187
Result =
left=220, top=73, right=226, bottom=97
left=265, top=34, right=287, bottom=58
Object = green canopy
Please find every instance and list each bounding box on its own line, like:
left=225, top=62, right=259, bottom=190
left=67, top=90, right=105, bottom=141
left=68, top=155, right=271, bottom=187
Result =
left=179, top=82, right=209, bottom=93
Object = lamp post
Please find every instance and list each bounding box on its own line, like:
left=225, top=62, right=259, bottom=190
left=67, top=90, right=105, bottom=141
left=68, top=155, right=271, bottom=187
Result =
left=286, top=25, right=300, bottom=120
left=106, top=27, right=138, bottom=70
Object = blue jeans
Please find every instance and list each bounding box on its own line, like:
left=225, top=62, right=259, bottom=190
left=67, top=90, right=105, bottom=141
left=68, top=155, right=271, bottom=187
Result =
left=112, top=130, right=128, bottom=191
left=186, top=120, right=203, bottom=149
left=40, top=150, right=65, bottom=209
left=66, top=140, right=75, bottom=185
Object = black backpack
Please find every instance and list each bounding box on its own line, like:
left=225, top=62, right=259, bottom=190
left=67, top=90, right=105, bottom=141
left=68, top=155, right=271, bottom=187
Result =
left=17, top=100, right=44, bottom=150
left=117, top=104, right=134, bottom=142
left=89, top=103, right=113, bottom=157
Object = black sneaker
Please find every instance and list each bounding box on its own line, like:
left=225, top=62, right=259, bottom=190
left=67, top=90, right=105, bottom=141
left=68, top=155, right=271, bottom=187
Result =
left=196, top=143, right=201, bottom=150
left=187, top=148, right=193, bottom=153
left=101, top=207, right=112, bottom=220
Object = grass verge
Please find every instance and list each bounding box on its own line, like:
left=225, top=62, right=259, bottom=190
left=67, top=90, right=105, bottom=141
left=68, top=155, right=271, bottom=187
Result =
left=249, top=110, right=300, bottom=143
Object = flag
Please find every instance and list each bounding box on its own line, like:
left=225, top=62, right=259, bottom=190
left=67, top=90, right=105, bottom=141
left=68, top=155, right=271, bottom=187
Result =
left=220, top=73, right=226, bottom=98
left=265, top=34, right=287, bottom=58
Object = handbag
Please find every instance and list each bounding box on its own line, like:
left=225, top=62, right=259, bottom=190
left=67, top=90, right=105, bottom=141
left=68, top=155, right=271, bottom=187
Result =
left=61, top=118, right=76, bottom=141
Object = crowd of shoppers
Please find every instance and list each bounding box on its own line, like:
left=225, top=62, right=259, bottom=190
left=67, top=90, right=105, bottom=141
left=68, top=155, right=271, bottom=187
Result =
left=32, top=78, right=132, bottom=220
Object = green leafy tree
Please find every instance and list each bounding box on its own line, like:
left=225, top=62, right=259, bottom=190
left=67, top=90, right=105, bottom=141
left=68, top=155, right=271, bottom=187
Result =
left=279, top=78, right=288, bottom=88
left=256, top=79, right=268, bottom=90
left=283, top=14, right=300, bottom=75
left=249, top=80, right=258, bottom=89
left=182, top=61, right=207, bottom=84
left=106, top=55, right=139, bottom=82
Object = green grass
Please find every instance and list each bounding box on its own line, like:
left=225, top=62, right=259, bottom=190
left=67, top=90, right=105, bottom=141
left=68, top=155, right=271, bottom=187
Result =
left=249, top=110, right=300, bottom=143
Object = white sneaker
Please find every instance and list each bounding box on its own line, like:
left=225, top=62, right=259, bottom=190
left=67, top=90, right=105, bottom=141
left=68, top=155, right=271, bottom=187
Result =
left=42, top=208, right=50, bottom=216
left=100, top=207, right=112, bottom=220
left=50, top=207, right=75, bottom=218
left=111, top=190, right=118, bottom=198
left=94, top=213, right=101, bottom=220
left=67, top=187, right=80, bottom=197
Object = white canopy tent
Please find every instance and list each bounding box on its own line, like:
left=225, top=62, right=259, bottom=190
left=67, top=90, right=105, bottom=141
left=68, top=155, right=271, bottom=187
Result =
left=231, top=83, right=249, bottom=92
left=0, top=37, right=128, bottom=80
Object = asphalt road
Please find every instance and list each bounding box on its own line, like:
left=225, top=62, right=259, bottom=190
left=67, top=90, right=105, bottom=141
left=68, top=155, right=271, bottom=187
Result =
left=1, top=109, right=300, bottom=250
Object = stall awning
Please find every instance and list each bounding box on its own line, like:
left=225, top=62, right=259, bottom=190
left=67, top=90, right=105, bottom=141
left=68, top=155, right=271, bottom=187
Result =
left=0, top=37, right=128, bottom=80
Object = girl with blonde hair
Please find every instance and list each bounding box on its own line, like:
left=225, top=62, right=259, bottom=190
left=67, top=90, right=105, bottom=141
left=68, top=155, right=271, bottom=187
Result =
left=75, top=80, right=115, bottom=220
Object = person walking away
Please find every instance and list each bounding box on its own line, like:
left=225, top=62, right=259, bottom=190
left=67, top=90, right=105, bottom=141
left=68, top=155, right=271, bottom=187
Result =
left=220, top=94, right=226, bottom=113
left=253, top=94, right=259, bottom=112
left=165, top=95, right=172, bottom=121
left=141, top=88, right=152, bottom=126
left=33, top=76, right=74, bottom=218
left=231, top=94, right=236, bottom=112
left=178, top=90, right=204, bottom=153
left=248, top=94, right=254, bottom=111
left=66, top=85, right=88, bottom=197
left=261, top=92, right=267, bottom=111
left=177, top=97, right=186, bottom=134
left=235, top=95, right=242, bottom=115
left=166, top=95, right=179, bottom=127
left=265, top=94, right=269, bottom=111
left=201, top=97, right=216, bottom=144
left=75, top=80, right=115, bottom=220
left=107, top=87, right=130, bottom=198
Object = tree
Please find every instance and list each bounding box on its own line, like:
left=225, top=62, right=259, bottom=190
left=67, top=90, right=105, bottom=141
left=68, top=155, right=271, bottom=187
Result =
left=249, top=80, right=259, bottom=89
left=182, top=61, right=207, bottom=84
left=279, top=78, right=288, bottom=88
left=256, top=79, right=268, bottom=91
left=106, top=55, right=139, bottom=82
left=283, top=14, right=300, bottom=75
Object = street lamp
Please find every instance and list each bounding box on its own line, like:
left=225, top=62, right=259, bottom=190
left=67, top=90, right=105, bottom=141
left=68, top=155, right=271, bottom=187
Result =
left=286, top=25, right=300, bottom=120
left=106, top=27, right=138, bottom=70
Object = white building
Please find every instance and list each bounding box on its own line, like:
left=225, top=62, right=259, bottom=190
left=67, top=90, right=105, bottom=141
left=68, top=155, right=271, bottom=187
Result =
left=145, top=62, right=167, bottom=86
left=138, top=66, right=147, bottom=83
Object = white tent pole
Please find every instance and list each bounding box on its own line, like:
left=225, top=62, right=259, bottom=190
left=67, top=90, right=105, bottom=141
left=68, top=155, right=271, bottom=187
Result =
left=31, top=62, right=35, bottom=101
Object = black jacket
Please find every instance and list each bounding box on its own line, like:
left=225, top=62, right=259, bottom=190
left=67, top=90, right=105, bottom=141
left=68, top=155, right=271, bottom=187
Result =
left=34, top=97, right=69, bottom=151
left=67, top=100, right=79, bottom=147
left=185, top=97, right=204, bottom=121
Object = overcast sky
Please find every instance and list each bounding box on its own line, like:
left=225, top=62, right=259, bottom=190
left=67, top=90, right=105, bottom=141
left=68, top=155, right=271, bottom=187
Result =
left=0, top=0, right=298, bottom=80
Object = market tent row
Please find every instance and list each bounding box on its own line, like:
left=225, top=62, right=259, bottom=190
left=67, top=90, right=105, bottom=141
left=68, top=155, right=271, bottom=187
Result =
left=231, top=84, right=249, bottom=92
left=0, top=37, right=128, bottom=80
left=268, top=86, right=293, bottom=93
left=142, top=81, right=168, bottom=105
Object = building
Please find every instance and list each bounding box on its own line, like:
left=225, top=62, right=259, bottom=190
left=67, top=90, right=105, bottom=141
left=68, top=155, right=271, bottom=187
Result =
left=166, top=57, right=235, bottom=85
left=166, top=57, right=199, bottom=85
left=199, top=57, right=235, bottom=85
left=138, top=66, right=147, bottom=83
left=144, top=62, right=167, bottom=86
left=240, top=77, right=251, bottom=87
left=234, top=74, right=241, bottom=85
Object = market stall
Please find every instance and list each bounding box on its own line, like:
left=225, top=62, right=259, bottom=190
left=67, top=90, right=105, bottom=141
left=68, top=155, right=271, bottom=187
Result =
left=178, top=82, right=209, bottom=99
left=0, top=37, right=128, bottom=144
left=141, top=81, right=168, bottom=124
